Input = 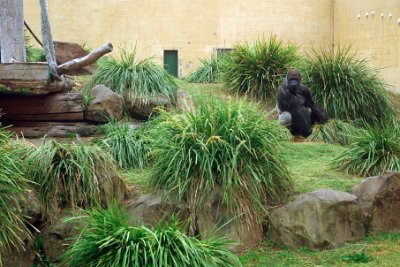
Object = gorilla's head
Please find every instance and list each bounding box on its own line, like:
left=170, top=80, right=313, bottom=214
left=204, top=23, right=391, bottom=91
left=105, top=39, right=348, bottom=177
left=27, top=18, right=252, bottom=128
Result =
left=286, top=69, right=301, bottom=92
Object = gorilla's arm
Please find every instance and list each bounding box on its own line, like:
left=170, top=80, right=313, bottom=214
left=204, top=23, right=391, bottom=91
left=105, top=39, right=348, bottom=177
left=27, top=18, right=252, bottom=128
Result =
left=298, top=85, right=314, bottom=108
left=276, top=85, right=296, bottom=112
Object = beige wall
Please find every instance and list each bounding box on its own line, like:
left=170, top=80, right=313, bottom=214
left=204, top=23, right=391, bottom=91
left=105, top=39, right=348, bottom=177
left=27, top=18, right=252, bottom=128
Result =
left=24, top=0, right=333, bottom=77
left=334, top=0, right=400, bottom=91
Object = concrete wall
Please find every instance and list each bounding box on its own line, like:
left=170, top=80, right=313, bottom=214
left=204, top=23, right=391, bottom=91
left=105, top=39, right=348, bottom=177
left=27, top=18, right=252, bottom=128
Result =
left=24, top=0, right=334, bottom=77
left=334, top=0, right=400, bottom=91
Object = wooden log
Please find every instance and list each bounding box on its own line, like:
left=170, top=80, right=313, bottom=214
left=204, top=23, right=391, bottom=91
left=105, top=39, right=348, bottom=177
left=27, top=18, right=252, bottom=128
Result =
left=6, top=121, right=98, bottom=138
left=0, top=93, right=84, bottom=121
left=0, top=63, right=74, bottom=94
left=0, top=0, right=26, bottom=63
left=56, top=43, right=113, bottom=75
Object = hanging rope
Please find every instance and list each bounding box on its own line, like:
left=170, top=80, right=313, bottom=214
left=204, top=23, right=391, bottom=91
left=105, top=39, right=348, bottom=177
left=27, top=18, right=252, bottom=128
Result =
left=39, top=0, right=60, bottom=80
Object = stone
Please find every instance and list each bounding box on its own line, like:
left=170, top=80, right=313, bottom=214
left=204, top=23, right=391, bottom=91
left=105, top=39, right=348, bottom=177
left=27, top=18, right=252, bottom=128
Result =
left=126, top=95, right=172, bottom=120
left=176, top=89, right=194, bottom=112
left=197, top=188, right=264, bottom=252
left=54, top=41, right=94, bottom=75
left=85, top=84, right=124, bottom=123
left=352, top=172, right=400, bottom=234
left=126, top=191, right=189, bottom=226
left=41, top=209, right=81, bottom=262
left=1, top=241, right=36, bottom=267
left=98, top=169, right=128, bottom=205
left=269, top=189, right=365, bottom=249
left=18, top=190, right=42, bottom=226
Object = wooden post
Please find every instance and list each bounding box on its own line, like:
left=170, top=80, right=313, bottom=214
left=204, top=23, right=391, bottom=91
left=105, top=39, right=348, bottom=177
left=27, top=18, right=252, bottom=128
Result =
left=0, top=0, right=26, bottom=63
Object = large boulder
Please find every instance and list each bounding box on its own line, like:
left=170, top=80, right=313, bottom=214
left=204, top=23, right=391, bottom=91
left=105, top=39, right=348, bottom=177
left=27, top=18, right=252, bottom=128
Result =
left=269, top=189, right=365, bottom=249
left=85, top=85, right=124, bottom=123
left=41, top=209, right=81, bottom=262
left=126, top=96, right=172, bottom=120
left=197, top=188, right=264, bottom=252
left=126, top=191, right=189, bottom=226
left=352, top=172, right=400, bottom=234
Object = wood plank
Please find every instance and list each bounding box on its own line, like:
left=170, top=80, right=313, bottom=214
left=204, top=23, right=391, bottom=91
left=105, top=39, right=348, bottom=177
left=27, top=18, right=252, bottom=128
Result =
left=0, top=63, right=49, bottom=80
left=0, top=0, right=26, bottom=63
left=0, top=93, right=84, bottom=121
left=2, top=113, right=84, bottom=121
left=6, top=122, right=98, bottom=138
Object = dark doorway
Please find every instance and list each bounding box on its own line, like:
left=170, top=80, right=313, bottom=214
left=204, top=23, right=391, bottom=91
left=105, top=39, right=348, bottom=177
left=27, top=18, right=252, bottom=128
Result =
left=164, top=50, right=178, bottom=77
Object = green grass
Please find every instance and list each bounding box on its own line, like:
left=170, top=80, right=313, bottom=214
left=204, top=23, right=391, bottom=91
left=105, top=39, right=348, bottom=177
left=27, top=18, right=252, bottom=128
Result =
left=300, top=46, right=396, bottom=126
left=62, top=202, right=241, bottom=267
left=220, top=35, right=299, bottom=102
left=240, top=233, right=400, bottom=267
left=282, top=142, right=363, bottom=194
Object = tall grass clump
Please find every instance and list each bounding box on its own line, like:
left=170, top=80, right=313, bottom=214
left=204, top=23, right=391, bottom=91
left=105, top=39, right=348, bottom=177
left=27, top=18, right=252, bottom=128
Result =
left=186, top=55, right=221, bottom=83
left=24, top=140, right=123, bottom=215
left=307, top=119, right=363, bottom=145
left=219, top=36, right=299, bottom=101
left=98, top=121, right=149, bottom=169
left=148, top=97, right=293, bottom=230
left=61, top=203, right=241, bottom=267
left=0, top=128, right=30, bottom=263
left=87, top=47, right=177, bottom=105
left=301, top=46, right=395, bottom=126
left=334, top=123, right=400, bottom=176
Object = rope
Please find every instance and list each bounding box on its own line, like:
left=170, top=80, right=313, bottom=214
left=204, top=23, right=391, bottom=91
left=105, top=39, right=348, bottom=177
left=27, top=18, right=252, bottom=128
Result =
left=39, top=0, right=60, bottom=80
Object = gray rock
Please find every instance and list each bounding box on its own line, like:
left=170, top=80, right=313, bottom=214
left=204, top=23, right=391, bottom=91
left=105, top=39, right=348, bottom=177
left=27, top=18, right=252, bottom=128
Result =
left=126, top=95, right=172, bottom=120
left=1, top=241, right=36, bottom=267
left=197, top=188, right=264, bottom=252
left=126, top=191, right=189, bottom=226
left=41, top=209, right=81, bottom=262
left=269, top=189, right=365, bottom=249
left=176, top=89, right=194, bottom=112
left=85, top=84, right=124, bottom=123
left=352, top=172, right=400, bottom=234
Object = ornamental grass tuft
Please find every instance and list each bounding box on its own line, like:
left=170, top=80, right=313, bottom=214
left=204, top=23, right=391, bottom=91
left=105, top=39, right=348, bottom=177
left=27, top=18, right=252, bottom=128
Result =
left=0, top=127, right=30, bottom=263
left=334, top=123, right=400, bottom=176
left=87, top=47, right=177, bottom=106
left=61, top=203, right=241, bottom=267
left=186, top=55, right=222, bottom=83
left=98, top=121, right=149, bottom=169
left=148, top=97, right=293, bottom=230
left=307, top=119, right=364, bottom=145
left=24, top=140, right=123, bottom=215
left=219, top=36, right=299, bottom=102
left=300, top=46, right=395, bottom=126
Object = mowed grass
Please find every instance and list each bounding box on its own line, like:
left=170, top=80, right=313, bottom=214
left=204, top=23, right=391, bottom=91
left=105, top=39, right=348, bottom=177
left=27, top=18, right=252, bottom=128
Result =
left=283, top=142, right=363, bottom=195
left=240, top=233, right=400, bottom=267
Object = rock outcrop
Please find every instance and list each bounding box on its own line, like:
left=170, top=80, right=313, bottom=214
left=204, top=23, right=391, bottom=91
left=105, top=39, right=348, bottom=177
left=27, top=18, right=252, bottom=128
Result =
left=269, top=189, right=365, bottom=249
left=352, top=172, right=400, bottom=234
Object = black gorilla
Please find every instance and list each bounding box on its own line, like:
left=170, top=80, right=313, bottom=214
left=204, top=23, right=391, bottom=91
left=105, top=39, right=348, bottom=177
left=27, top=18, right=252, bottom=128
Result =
left=276, top=69, right=327, bottom=137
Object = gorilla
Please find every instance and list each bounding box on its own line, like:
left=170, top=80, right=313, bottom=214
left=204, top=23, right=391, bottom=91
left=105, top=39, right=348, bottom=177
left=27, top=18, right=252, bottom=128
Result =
left=276, top=69, right=327, bottom=137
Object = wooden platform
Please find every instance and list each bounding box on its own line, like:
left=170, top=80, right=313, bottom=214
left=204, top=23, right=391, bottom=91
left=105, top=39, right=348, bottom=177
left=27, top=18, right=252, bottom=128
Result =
left=0, top=93, right=84, bottom=121
left=0, top=63, right=73, bottom=94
